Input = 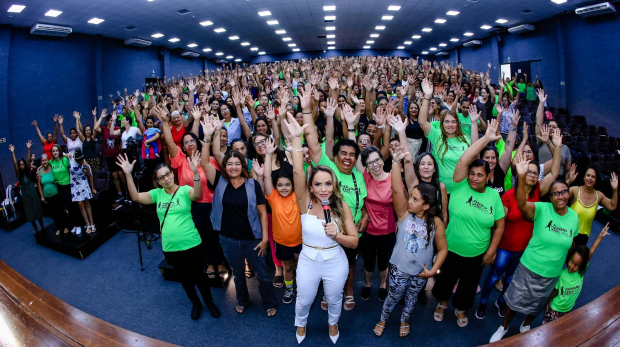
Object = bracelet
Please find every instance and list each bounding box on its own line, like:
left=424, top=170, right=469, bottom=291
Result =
left=509, top=126, right=517, bottom=132
left=393, top=160, right=402, bottom=164
left=204, top=138, right=211, bottom=143
left=376, top=124, right=386, bottom=129
left=348, top=128, right=355, bottom=132
left=193, top=176, right=201, bottom=181
left=424, top=97, right=432, bottom=101
left=303, top=111, right=312, bottom=114
left=292, top=147, right=303, bottom=152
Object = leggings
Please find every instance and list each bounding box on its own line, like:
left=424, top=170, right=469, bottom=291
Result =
left=480, top=248, right=523, bottom=304
left=191, top=203, right=225, bottom=267
left=380, top=264, right=427, bottom=323
left=56, top=184, right=73, bottom=230
left=163, top=245, right=213, bottom=305
left=44, top=194, right=65, bottom=230
left=360, top=232, right=396, bottom=273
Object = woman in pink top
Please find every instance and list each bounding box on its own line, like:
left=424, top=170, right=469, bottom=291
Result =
left=160, top=108, right=227, bottom=279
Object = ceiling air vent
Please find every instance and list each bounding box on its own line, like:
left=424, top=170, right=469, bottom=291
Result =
left=30, top=23, right=72, bottom=37
left=463, top=40, right=482, bottom=47
left=125, top=26, right=137, bottom=31
left=181, top=51, right=199, bottom=58
left=576, top=2, right=616, bottom=17
left=215, top=59, right=229, bottom=64
left=508, top=24, right=535, bottom=34
left=125, top=38, right=152, bottom=47
left=177, top=9, right=191, bottom=15
left=435, top=52, right=448, bottom=56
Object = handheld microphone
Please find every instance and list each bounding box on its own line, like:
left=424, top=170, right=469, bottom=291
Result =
left=321, top=199, right=331, bottom=224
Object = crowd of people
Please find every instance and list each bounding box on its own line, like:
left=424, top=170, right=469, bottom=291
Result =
left=17, top=56, right=616, bottom=344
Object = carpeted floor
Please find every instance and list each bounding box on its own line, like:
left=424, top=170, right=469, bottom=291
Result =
left=1, top=217, right=618, bottom=347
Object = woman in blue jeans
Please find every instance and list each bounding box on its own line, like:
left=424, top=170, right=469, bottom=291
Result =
left=201, top=117, right=277, bottom=317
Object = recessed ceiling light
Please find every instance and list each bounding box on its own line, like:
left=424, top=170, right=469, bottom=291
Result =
left=293, top=48, right=300, bottom=52
left=370, top=33, right=379, bottom=37
left=328, top=46, right=335, bottom=49
left=326, top=26, right=336, bottom=30
left=229, top=36, right=239, bottom=40
left=404, top=41, right=412, bottom=45
left=422, top=28, right=432, bottom=32
left=168, top=38, right=180, bottom=42
left=88, top=18, right=104, bottom=24
left=388, top=5, right=401, bottom=11
left=203, top=48, right=212, bottom=52
left=235, top=58, right=242, bottom=62
left=422, top=51, right=429, bottom=54
left=327, top=41, right=335, bottom=44
left=259, top=51, right=266, bottom=55
left=215, top=52, right=223, bottom=56
left=397, top=46, right=405, bottom=49
left=439, top=43, right=447, bottom=47
left=551, top=0, right=567, bottom=3
left=450, top=38, right=459, bottom=42
left=267, top=20, right=278, bottom=25
left=375, top=25, right=385, bottom=30
left=283, top=37, right=291, bottom=41
left=363, top=45, right=371, bottom=49
left=151, top=33, right=164, bottom=38
left=200, top=21, right=213, bottom=26
left=288, top=43, right=296, bottom=47
left=258, top=11, right=271, bottom=16
left=45, top=10, right=62, bottom=17
left=323, top=5, right=336, bottom=11
left=7, top=5, right=25, bottom=13
left=382, top=15, right=393, bottom=20
left=481, top=25, right=492, bottom=30
left=435, top=19, right=446, bottom=23
left=412, top=35, right=421, bottom=39
left=241, top=42, right=250, bottom=46
left=496, top=19, right=508, bottom=23
left=250, top=47, right=259, bottom=51
left=214, top=28, right=226, bottom=33
left=187, top=43, right=197, bottom=47
left=327, top=34, right=335, bottom=38
left=367, top=40, right=375, bottom=44
left=226, top=55, right=233, bottom=59
left=275, top=30, right=286, bottom=34
left=325, top=15, right=336, bottom=20
left=430, top=47, right=437, bottom=51
left=446, top=11, right=460, bottom=16
left=464, top=32, right=474, bottom=36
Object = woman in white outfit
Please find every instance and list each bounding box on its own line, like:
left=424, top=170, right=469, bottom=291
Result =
left=284, top=113, right=359, bottom=345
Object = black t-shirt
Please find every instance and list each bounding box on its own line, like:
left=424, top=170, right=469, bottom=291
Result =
left=209, top=171, right=266, bottom=240
left=486, top=166, right=506, bottom=197
left=405, top=119, right=424, bottom=139
left=476, top=99, right=494, bottom=122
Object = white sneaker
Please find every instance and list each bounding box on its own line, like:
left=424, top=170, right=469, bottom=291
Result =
left=75, top=226, right=82, bottom=235
left=490, top=325, right=508, bottom=343
left=71, top=226, right=77, bottom=234
left=520, top=322, right=531, bottom=333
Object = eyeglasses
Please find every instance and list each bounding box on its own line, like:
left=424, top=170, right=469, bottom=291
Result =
left=183, top=139, right=196, bottom=146
left=254, top=138, right=267, bottom=148
left=366, top=158, right=383, bottom=167
left=526, top=170, right=539, bottom=177
left=157, top=171, right=173, bottom=182
left=524, top=150, right=533, bottom=155
left=359, top=139, right=371, bottom=144
left=221, top=108, right=230, bottom=113
left=551, top=189, right=569, bottom=198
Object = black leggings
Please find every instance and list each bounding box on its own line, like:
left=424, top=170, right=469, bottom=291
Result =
left=164, top=245, right=213, bottom=305
left=44, top=194, right=64, bottom=230
left=361, top=232, right=396, bottom=273
left=56, top=184, right=72, bottom=230
left=191, top=202, right=225, bottom=267
left=431, top=251, right=485, bottom=311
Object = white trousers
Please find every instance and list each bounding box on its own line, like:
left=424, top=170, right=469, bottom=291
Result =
left=294, top=250, right=349, bottom=327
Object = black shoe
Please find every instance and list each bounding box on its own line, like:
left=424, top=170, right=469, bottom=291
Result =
left=417, top=289, right=428, bottom=305
left=495, top=300, right=506, bottom=318
left=475, top=303, right=487, bottom=320
left=114, top=195, right=124, bottom=203
left=205, top=300, right=221, bottom=318
left=361, top=286, right=371, bottom=301
left=191, top=302, right=202, bottom=320
left=283, top=288, right=295, bottom=304
left=378, top=288, right=388, bottom=302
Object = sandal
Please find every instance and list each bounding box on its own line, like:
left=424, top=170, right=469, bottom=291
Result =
left=267, top=308, right=277, bottom=318
left=63, top=228, right=70, bottom=234
left=245, top=265, right=254, bottom=278
left=273, top=275, right=284, bottom=288
left=495, top=279, right=504, bottom=292
left=55, top=230, right=60, bottom=236
left=321, top=296, right=328, bottom=311
left=455, top=309, right=468, bottom=327
left=399, top=323, right=410, bottom=338
left=86, top=225, right=92, bottom=234
left=235, top=305, right=245, bottom=314
left=373, top=322, right=385, bottom=337
left=434, top=303, right=448, bottom=322
left=91, top=224, right=96, bottom=233
left=218, top=269, right=228, bottom=279
left=343, top=296, right=355, bottom=311
left=206, top=266, right=216, bottom=279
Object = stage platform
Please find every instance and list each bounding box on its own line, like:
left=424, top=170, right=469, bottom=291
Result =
left=34, top=222, right=120, bottom=259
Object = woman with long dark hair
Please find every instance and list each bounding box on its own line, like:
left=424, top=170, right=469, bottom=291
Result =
left=9, top=141, right=44, bottom=232
left=37, top=154, right=63, bottom=235
left=50, top=144, right=73, bottom=235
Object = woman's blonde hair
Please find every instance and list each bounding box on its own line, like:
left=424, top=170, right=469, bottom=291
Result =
left=307, top=165, right=346, bottom=233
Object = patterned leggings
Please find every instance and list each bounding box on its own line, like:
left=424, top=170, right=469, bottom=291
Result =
left=380, top=264, right=427, bottom=323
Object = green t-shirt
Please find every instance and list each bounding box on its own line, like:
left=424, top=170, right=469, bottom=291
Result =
left=312, top=147, right=367, bottom=224
left=551, top=266, right=586, bottom=313
left=446, top=179, right=505, bottom=257
left=40, top=169, right=58, bottom=197
left=50, top=157, right=70, bottom=186
left=526, top=86, right=536, bottom=101
left=149, top=185, right=202, bottom=252
left=517, top=83, right=527, bottom=93
left=432, top=113, right=480, bottom=138
left=426, top=125, right=470, bottom=194
left=521, top=202, right=579, bottom=278
left=118, top=111, right=137, bottom=127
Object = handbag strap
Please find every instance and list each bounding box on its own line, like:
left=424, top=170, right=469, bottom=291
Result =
left=160, top=186, right=180, bottom=233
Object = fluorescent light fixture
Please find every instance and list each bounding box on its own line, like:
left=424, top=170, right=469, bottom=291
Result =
left=363, top=45, right=371, bottom=49
left=422, top=28, right=432, bottom=32
left=404, top=41, right=412, bottom=45
left=328, top=46, right=335, bottom=49
left=203, top=48, right=212, bottom=52
left=235, top=58, right=242, bottom=62
left=275, top=30, right=286, bottom=34
left=326, top=26, right=336, bottom=30
left=430, top=47, right=437, bottom=51
left=382, top=15, right=393, bottom=20
left=7, top=5, right=25, bottom=13
left=447, top=11, right=460, bottom=16
left=412, top=35, right=421, bottom=39
left=327, top=34, right=335, bottom=38
left=397, top=46, right=405, bottom=49
left=327, top=41, right=335, bottom=44
left=168, top=38, right=180, bottom=42
left=496, top=19, right=508, bottom=23
left=215, top=52, right=223, bottom=56
left=226, top=55, right=233, bottom=59
left=422, top=51, right=429, bottom=54
left=267, top=20, right=278, bottom=25
left=258, top=11, right=271, bottom=16
left=241, top=42, right=250, bottom=46
left=367, top=40, right=375, bottom=44
left=214, top=28, right=226, bottom=33
left=88, top=17, right=104, bottom=24
left=375, top=25, right=385, bottom=30
left=229, top=36, right=239, bottom=40
left=551, top=0, right=567, bottom=3
left=282, top=37, right=291, bottom=41
left=151, top=33, right=164, bottom=38
left=323, top=5, right=336, bottom=11
left=258, top=51, right=265, bottom=55
left=388, top=5, right=401, bottom=11
left=45, top=10, right=62, bottom=17
left=435, top=19, right=446, bottom=23
left=288, top=43, right=296, bottom=47
left=293, top=48, right=300, bottom=52
left=200, top=21, right=213, bottom=26
left=250, top=47, right=259, bottom=51
left=187, top=43, right=197, bottom=47
left=481, top=25, right=492, bottom=30
left=439, top=43, right=447, bottom=47
left=450, top=38, right=459, bottom=42
left=370, top=33, right=379, bottom=37
left=325, top=15, right=336, bottom=20
left=463, top=32, right=474, bottom=36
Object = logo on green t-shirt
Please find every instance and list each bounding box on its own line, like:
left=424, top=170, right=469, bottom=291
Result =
left=560, top=284, right=580, bottom=297
left=544, top=219, right=573, bottom=237
left=159, top=198, right=182, bottom=209
left=465, top=196, right=494, bottom=215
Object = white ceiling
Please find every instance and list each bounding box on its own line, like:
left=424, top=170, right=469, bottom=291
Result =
left=1, top=0, right=593, bottom=60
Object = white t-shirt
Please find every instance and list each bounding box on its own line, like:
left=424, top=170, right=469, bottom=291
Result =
left=121, top=127, right=139, bottom=149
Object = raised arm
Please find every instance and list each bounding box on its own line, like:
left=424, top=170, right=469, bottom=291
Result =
left=539, top=129, right=564, bottom=195
left=187, top=151, right=202, bottom=201
left=199, top=117, right=218, bottom=185
left=589, top=223, right=610, bottom=258
left=300, top=85, right=322, bottom=164
left=261, top=138, right=279, bottom=197
left=498, top=111, right=520, bottom=173
left=94, top=109, right=106, bottom=135
left=8, top=144, right=19, bottom=177
left=418, top=78, right=433, bottom=135
left=283, top=113, right=310, bottom=209
left=515, top=153, right=536, bottom=220
left=454, top=119, right=501, bottom=184
left=58, top=115, right=68, bottom=144
left=73, top=112, right=85, bottom=142
left=535, top=89, right=547, bottom=139
left=158, top=110, right=178, bottom=158
left=599, top=173, right=618, bottom=211
left=31, top=120, right=46, bottom=144
left=391, top=147, right=409, bottom=222
left=117, top=154, right=153, bottom=204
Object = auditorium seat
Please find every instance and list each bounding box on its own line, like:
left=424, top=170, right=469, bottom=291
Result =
left=574, top=115, right=588, bottom=126
left=570, top=124, right=582, bottom=136
left=598, top=126, right=609, bottom=137
left=598, top=136, right=610, bottom=154
left=603, top=154, right=615, bottom=175
left=587, top=125, right=599, bottom=137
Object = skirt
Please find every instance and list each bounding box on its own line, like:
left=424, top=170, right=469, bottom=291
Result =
left=504, top=262, right=558, bottom=316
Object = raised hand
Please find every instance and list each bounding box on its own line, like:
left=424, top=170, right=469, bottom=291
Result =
left=342, top=104, right=358, bottom=126
left=284, top=135, right=294, bottom=152
left=468, top=104, right=480, bottom=123
left=26, top=140, right=32, bottom=149
left=322, top=97, right=337, bottom=118
left=266, top=104, right=276, bottom=120
left=265, top=137, right=277, bottom=154
left=551, top=128, right=562, bottom=148
left=283, top=112, right=309, bottom=138
left=611, top=172, right=618, bottom=191
left=374, top=108, right=386, bottom=126
left=252, top=159, right=264, bottom=177
left=200, top=117, right=215, bottom=137
left=188, top=151, right=201, bottom=174
left=599, top=222, right=611, bottom=239
left=191, top=106, right=202, bottom=121
left=567, top=163, right=578, bottom=183
left=511, top=110, right=521, bottom=128
left=298, top=86, right=312, bottom=110
left=421, top=78, right=433, bottom=98
left=388, top=114, right=408, bottom=133
left=115, top=153, right=136, bottom=175
left=391, top=146, right=408, bottom=162
left=31, top=120, right=38, bottom=127
left=537, top=89, right=547, bottom=103
left=53, top=114, right=59, bottom=123
left=92, top=107, right=97, bottom=118
left=514, top=152, right=530, bottom=176
left=73, top=111, right=81, bottom=120
left=8, top=144, right=14, bottom=152
left=484, top=119, right=502, bottom=142
left=58, top=115, right=64, bottom=125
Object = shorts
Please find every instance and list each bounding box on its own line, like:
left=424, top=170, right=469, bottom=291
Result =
left=104, top=156, right=121, bottom=172
left=274, top=241, right=302, bottom=261
left=342, top=244, right=359, bottom=266
left=542, top=306, right=567, bottom=324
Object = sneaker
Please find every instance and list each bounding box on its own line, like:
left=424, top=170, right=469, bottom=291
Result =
left=489, top=325, right=508, bottom=343
left=475, top=303, right=487, bottom=320
left=520, top=322, right=531, bottom=333
left=361, top=286, right=371, bottom=301
left=114, top=194, right=124, bottom=203
left=283, top=289, right=295, bottom=304
left=75, top=226, right=82, bottom=235
left=71, top=226, right=77, bottom=234
left=495, top=300, right=507, bottom=318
